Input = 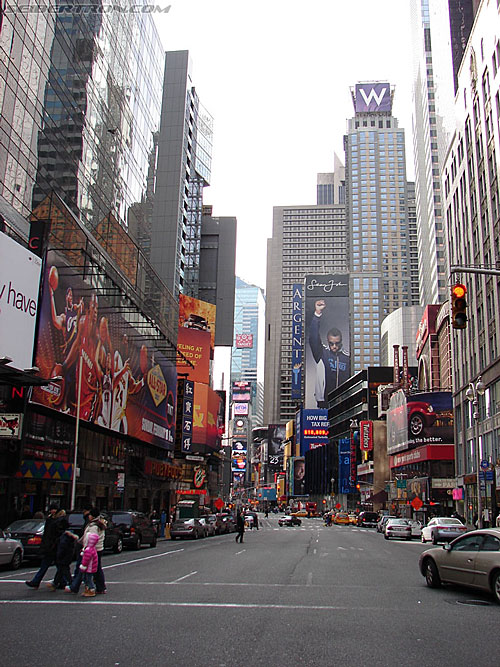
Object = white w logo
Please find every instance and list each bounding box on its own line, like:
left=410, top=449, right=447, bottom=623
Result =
left=359, top=87, right=387, bottom=107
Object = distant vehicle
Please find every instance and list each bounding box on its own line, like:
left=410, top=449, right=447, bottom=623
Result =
left=421, top=517, right=467, bottom=544
left=244, top=514, right=254, bottom=528
left=67, top=511, right=124, bottom=553
left=198, top=517, right=216, bottom=537
left=377, top=515, right=397, bottom=533
left=5, top=519, right=45, bottom=558
left=407, top=519, right=422, bottom=539
left=109, top=511, right=157, bottom=549
left=291, top=509, right=308, bottom=517
left=215, top=513, right=235, bottom=533
left=170, top=518, right=205, bottom=540
left=384, top=518, right=412, bottom=540
left=348, top=514, right=358, bottom=525
left=334, top=513, right=350, bottom=526
left=278, top=516, right=302, bottom=527
left=0, top=529, right=23, bottom=570
left=357, top=511, right=379, bottom=528
left=419, top=528, right=500, bottom=603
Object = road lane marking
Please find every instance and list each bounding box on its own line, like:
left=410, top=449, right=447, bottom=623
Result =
left=0, top=600, right=402, bottom=610
left=171, top=571, right=197, bottom=583
left=235, top=549, right=246, bottom=555
left=101, top=549, right=184, bottom=570
left=307, top=572, right=312, bottom=586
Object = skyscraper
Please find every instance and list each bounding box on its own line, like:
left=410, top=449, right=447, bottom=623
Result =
left=264, top=167, right=348, bottom=424
left=344, top=82, right=419, bottom=372
left=231, top=277, right=266, bottom=429
left=150, top=50, right=213, bottom=298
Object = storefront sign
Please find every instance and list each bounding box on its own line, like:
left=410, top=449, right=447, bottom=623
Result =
left=177, top=489, right=207, bottom=496
left=360, top=420, right=373, bottom=451
left=0, top=413, right=22, bottom=438
left=390, top=444, right=454, bottom=468
left=15, top=460, right=73, bottom=481
left=144, top=458, right=182, bottom=479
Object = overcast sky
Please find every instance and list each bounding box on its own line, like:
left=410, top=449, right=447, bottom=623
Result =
left=154, top=0, right=414, bottom=290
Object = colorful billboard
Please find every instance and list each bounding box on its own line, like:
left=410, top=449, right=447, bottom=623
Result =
left=289, top=456, right=306, bottom=496
left=338, top=437, right=355, bottom=494
left=296, top=409, right=329, bottom=456
left=176, top=327, right=211, bottom=384
left=178, top=294, right=216, bottom=353
left=291, top=283, right=303, bottom=400
left=0, top=231, right=42, bottom=370
left=355, top=82, right=392, bottom=113
left=235, top=333, right=253, bottom=348
left=233, top=402, right=249, bottom=416
left=192, top=382, right=223, bottom=450
left=30, top=251, right=176, bottom=449
left=305, top=274, right=350, bottom=409
left=268, top=423, right=286, bottom=469
left=386, top=390, right=454, bottom=455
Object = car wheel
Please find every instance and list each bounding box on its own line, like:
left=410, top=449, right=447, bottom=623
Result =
left=410, top=413, right=425, bottom=437
left=135, top=536, right=142, bottom=550
left=150, top=536, right=157, bottom=548
left=432, top=532, right=439, bottom=546
left=491, top=570, right=500, bottom=604
left=424, top=558, right=441, bottom=588
left=10, top=549, right=22, bottom=570
left=113, top=537, right=123, bottom=554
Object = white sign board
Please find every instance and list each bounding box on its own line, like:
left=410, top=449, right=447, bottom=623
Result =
left=0, top=231, right=42, bottom=370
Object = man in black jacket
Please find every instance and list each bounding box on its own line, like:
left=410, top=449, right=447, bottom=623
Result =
left=235, top=510, right=245, bottom=543
left=25, top=504, right=62, bottom=589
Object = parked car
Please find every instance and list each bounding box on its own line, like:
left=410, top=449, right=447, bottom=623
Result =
left=216, top=513, right=235, bottom=533
left=199, top=517, right=216, bottom=537
left=377, top=515, right=397, bottom=533
left=357, top=511, right=379, bottom=528
left=206, top=514, right=220, bottom=535
left=348, top=514, right=358, bottom=525
left=419, top=528, right=500, bottom=603
left=407, top=519, right=423, bottom=539
left=4, top=519, right=45, bottom=558
left=109, top=511, right=157, bottom=549
left=278, top=515, right=302, bottom=527
left=384, top=518, right=412, bottom=540
left=334, top=512, right=351, bottom=525
left=170, top=518, right=205, bottom=540
left=0, top=529, right=23, bottom=570
left=421, top=517, right=467, bottom=545
left=244, top=514, right=254, bottom=529
left=67, top=510, right=124, bottom=553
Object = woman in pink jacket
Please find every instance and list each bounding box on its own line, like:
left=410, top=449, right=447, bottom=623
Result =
left=79, top=532, right=99, bottom=597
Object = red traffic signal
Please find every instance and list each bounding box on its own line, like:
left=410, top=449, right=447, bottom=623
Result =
left=451, top=283, right=467, bottom=329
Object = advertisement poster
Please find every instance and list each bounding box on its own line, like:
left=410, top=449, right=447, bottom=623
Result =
left=355, top=82, right=392, bottom=113
left=267, top=423, right=286, bottom=469
left=386, top=390, right=454, bottom=455
left=178, top=294, right=216, bottom=354
left=291, top=283, right=303, bottom=400
left=296, top=409, right=329, bottom=456
left=0, top=231, right=42, bottom=370
left=177, top=327, right=211, bottom=384
left=30, top=251, right=176, bottom=450
left=192, top=382, right=223, bottom=450
left=304, top=274, right=350, bottom=409
left=338, top=437, right=354, bottom=494
left=289, top=456, right=306, bottom=496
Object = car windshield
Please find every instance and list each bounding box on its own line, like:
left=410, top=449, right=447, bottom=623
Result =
left=7, top=520, right=44, bottom=532
left=389, top=519, right=408, bottom=525
left=438, top=518, right=462, bottom=525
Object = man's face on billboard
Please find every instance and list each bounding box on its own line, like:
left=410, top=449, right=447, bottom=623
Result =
left=327, top=334, right=342, bottom=352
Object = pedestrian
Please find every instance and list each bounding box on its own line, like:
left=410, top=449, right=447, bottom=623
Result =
left=21, top=504, right=32, bottom=519
left=79, top=532, right=99, bottom=597
left=48, top=515, right=79, bottom=590
left=235, top=510, right=245, bottom=543
left=252, top=511, right=259, bottom=530
left=265, top=508, right=269, bottom=519
left=33, top=510, right=45, bottom=519
left=25, top=504, right=63, bottom=589
left=160, top=509, right=167, bottom=538
left=496, top=513, right=500, bottom=528
left=67, top=508, right=107, bottom=594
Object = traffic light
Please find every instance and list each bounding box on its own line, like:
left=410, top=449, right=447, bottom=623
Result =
left=451, top=283, right=467, bottom=329
left=355, top=483, right=361, bottom=491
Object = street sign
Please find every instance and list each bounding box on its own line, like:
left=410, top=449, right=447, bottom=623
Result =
left=411, top=497, right=423, bottom=510
left=214, top=498, right=224, bottom=511
left=335, top=503, right=342, bottom=510
left=480, top=459, right=489, bottom=470
left=396, top=480, right=407, bottom=489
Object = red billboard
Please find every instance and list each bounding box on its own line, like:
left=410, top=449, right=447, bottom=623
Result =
left=177, top=327, right=211, bottom=384
left=235, top=333, right=253, bottom=348
left=178, top=294, right=216, bottom=354
left=192, top=382, right=223, bottom=449
left=30, top=251, right=177, bottom=449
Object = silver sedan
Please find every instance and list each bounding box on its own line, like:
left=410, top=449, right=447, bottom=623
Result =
left=419, top=528, right=500, bottom=603
left=0, top=528, right=24, bottom=570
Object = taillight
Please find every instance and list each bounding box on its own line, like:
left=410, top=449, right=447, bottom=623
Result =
left=28, top=536, right=42, bottom=545
left=130, top=527, right=135, bottom=534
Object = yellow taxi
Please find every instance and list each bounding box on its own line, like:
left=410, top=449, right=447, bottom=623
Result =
left=291, top=509, right=308, bottom=517
left=334, top=512, right=350, bottom=525
left=348, top=514, right=358, bottom=525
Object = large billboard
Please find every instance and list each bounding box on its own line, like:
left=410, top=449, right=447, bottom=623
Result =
left=178, top=294, right=216, bottom=354
left=289, top=456, right=306, bottom=496
left=296, top=409, right=329, bottom=456
left=0, top=231, right=42, bottom=370
left=176, top=327, right=211, bottom=384
left=30, top=251, right=176, bottom=449
left=291, top=283, right=303, bottom=400
left=268, top=423, right=286, bottom=469
left=192, top=382, right=223, bottom=450
left=355, top=82, right=392, bottom=113
left=305, top=274, right=350, bottom=409
left=386, top=390, right=454, bottom=455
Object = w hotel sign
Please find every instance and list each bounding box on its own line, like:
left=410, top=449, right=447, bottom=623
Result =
left=355, top=83, right=392, bottom=113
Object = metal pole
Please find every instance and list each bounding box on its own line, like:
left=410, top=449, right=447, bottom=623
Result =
left=70, top=353, right=83, bottom=511
left=475, top=404, right=483, bottom=529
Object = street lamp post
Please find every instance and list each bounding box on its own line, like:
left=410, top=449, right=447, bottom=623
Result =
left=466, top=376, right=485, bottom=529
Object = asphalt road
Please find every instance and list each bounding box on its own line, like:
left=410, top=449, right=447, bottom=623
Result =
left=1, top=515, right=499, bottom=667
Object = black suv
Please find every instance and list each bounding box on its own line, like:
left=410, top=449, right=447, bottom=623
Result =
left=357, top=511, right=379, bottom=528
left=67, top=511, right=124, bottom=554
left=109, top=511, right=157, bottom=550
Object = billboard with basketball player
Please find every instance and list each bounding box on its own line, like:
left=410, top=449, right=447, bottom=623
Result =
left=30, top=251, right=177, bottom=450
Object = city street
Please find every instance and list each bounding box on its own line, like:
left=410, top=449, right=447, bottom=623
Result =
left=1, top=515, right=499, bottom=666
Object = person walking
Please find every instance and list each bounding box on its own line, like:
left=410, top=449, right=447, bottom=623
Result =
left=79, top=532, right=99, bottom=597
left=25, top=504, right=62, bottom=589
left=49, top=515, right=79, bottom=590
left=235, top=510, right=245, bottom=544
left=160, top=509, right=167, bottom=538
left=67, top=509, right=107, bottom=594
left=252, top=511, right=259, bottom=530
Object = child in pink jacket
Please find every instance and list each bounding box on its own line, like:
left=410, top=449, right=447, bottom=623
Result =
left=79, top=532, right=98, bottom=597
